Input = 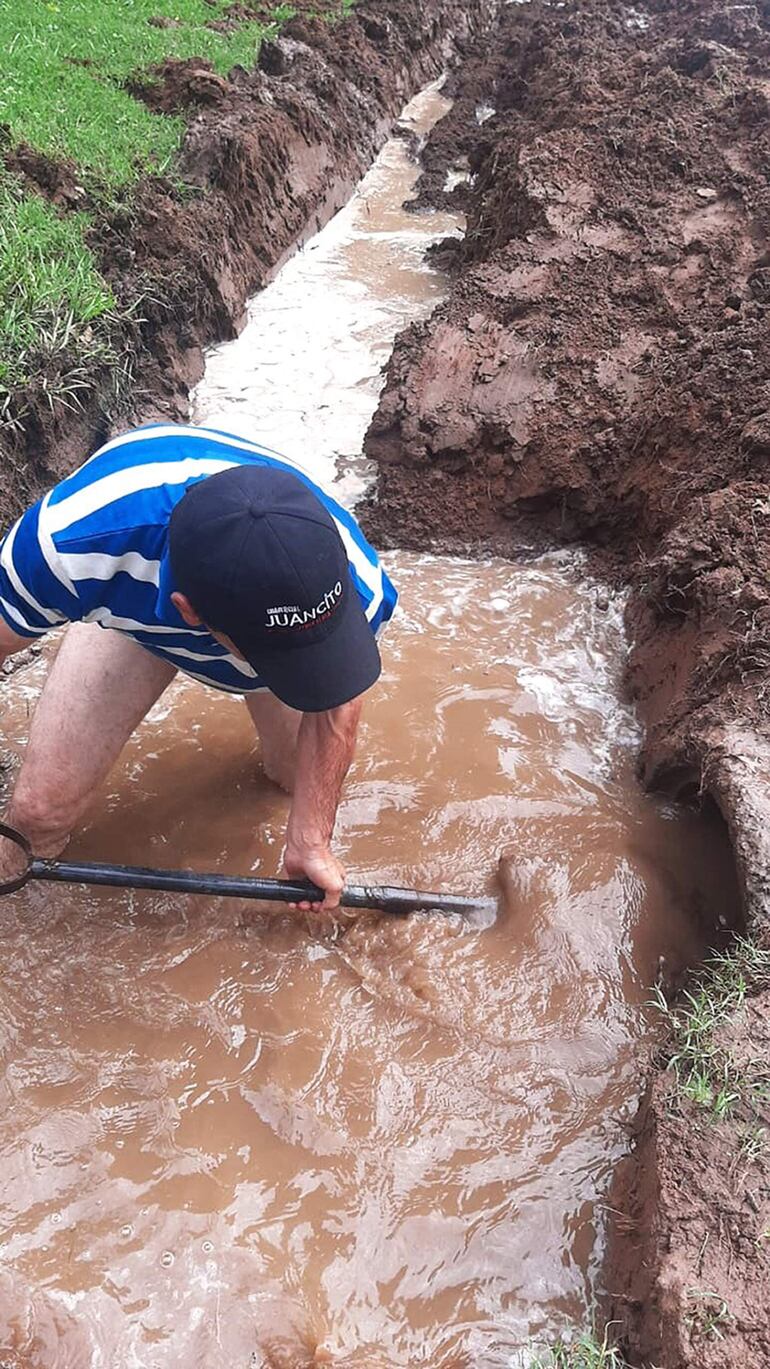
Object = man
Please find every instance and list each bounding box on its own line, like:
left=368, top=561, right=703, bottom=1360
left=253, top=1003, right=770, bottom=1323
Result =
left=0, top=423, right=397, bottom=910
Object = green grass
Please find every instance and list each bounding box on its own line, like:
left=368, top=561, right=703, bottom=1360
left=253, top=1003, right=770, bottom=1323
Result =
left=530, top=1326, right=627, bottom=1368
left=0, top=172, right=115, bottom=396
left=1, top=0, right=292, bottom=186
left=0, top=0, right=301, bottom=409
left=652, top=936, right=770, bottom=1121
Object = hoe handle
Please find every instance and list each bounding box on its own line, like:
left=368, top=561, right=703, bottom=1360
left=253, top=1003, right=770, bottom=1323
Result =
left=0, top=824, right=492, bottom=918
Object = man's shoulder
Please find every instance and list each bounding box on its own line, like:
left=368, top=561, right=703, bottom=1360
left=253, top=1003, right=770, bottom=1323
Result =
left=46, top=425, right=258, bottom=540
left=55, top=424, right=252, bottom=492
left=47, top=422, right=378, bottom=557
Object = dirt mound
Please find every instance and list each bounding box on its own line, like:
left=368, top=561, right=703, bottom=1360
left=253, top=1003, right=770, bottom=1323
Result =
left=366, top=0, right=770, bottom=547
left=0, top=0, right=494, bottom=527
left=3, top=144, right=87, bottom=210
left=362, top=0, right=770, bottom=883
left=126, top=58, right=232, bottom=114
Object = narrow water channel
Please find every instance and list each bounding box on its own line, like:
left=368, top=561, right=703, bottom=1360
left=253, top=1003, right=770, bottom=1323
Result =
left=0, top=83, right=738, bottom=1367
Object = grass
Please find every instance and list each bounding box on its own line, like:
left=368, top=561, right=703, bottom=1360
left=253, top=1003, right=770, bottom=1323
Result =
left=0, top=0, right=293, bottom=186
left=0, top=0, right=297, bottom=410
left=0, top=172, right=115, bottom=396
left=651, top=936, right=770, bottom=1121
left=684, top=1289, right=732, bottom=1342
left=737, top=1122, right=768, bottom=1165
left=530, top=1326, right=627, bottom=1368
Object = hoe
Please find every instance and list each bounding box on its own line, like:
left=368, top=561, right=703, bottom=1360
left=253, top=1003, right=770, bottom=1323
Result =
left=0, top=823, right=496, bottom=920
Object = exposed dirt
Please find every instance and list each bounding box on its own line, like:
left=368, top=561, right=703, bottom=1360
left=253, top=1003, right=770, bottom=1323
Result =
left=358, top=0, right=770, bottom=1362
left=0, top=0, right=494, bottom=527
left=3, top=144, right=88, bottom=211
left=606, top=992, right=770, bottom=1369
left=125, top=57, right=233, bottom=114
left=362, top=0, right=770, bottom=905
left=364, top=0, right=769, bottom=760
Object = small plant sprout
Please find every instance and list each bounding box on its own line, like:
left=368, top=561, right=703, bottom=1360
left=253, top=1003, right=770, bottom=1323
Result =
left=530, top=1324, right=627, bottom=1368
left=738, top=1124, right=768, bottom=1167
left=684, top=1289, right=732, bottom=1342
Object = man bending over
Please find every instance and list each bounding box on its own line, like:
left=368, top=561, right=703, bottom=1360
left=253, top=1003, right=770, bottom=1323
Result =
left=0, top=424, right=397, bottom=909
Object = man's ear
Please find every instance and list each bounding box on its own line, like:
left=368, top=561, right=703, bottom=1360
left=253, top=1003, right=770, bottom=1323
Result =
left=171, top=591, right=203, bottom=628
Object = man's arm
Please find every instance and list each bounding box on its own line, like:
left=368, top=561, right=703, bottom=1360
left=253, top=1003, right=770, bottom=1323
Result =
left=283, top=696, right=363, bottom=912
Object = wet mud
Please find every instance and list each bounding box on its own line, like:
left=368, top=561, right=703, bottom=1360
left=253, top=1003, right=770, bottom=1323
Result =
left=363, top=0, right=770, bottom=910
left=359, top=1, right=770, bottom=1362
left=606, top=1003, right=770, bottom=1369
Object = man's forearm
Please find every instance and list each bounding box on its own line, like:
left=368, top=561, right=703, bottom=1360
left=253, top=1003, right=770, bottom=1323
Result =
left=285, top=698, right=362, bottom=855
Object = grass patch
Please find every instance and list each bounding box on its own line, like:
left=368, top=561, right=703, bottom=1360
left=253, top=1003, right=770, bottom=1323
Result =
left=0, top=0, right=305, bottom=416
left=1, top=0, right=292, bottom=187
left=530, top=1326, right=627, bottom=1368
left=652, top=936, right=770, bottom=1120
left=0, top=172, right=115, bottom=397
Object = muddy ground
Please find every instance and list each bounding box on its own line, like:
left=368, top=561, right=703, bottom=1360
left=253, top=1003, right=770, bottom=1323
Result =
left=0, top=0, right=493, bottom=529
left=361, top=0, right=770, bottom=1363
left=606, top=1012, right=770, bottom=1369
left=5, top=0, right=770, bottom=1360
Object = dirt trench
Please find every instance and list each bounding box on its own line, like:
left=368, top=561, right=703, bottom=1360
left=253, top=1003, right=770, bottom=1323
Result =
left=0, top=0, right=494, bottom=530
left=363, top=0, right=770, bottom=906
left=358, top=0, right=770, bottom=1363
left=4, top=0, right=770, bottom=1359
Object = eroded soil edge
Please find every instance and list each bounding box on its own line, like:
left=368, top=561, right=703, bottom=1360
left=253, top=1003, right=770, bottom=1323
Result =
left=0, top=0, right=494, bottom=529
left=360, top=0, right=770, bottom=1363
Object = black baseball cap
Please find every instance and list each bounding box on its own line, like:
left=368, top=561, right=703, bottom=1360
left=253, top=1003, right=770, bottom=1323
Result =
left=168, top=465, right=381, bottom=711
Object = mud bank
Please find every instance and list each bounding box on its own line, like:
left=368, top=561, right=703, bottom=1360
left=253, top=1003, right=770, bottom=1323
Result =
left=606, top=1017, right=770, bottom=1369
left=360, top=0, right=770, bottom=1361
left=363, top=0, right=770, bottom=923
left=0, top=0, right=493, bottom=528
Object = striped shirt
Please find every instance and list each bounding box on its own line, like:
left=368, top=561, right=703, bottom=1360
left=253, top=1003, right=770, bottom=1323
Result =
left=0, top=424, right=398, bottom=694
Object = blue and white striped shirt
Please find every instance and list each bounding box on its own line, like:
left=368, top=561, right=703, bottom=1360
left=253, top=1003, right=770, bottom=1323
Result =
left=0, top=424, right=398, bottom=694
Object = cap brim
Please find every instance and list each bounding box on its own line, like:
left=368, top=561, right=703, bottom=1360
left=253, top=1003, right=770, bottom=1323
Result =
left=240, top=590, right=382, bottom=712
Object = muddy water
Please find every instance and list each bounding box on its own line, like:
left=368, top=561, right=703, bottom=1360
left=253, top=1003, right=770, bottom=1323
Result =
left=192, top=84, right=462, bottom=502
left=0, top=84, right=738, bottom=1367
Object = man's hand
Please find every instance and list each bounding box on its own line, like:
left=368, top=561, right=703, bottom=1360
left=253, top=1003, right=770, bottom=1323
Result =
left=283, top=696, right=363, bottom=915
left=283, top=843, right=346, bottom=912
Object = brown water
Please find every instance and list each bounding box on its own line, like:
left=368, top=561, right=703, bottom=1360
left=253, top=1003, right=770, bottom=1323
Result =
left=190, top=83, right=462, bottom=502
left=0, top=84, right=738, bottom=1367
